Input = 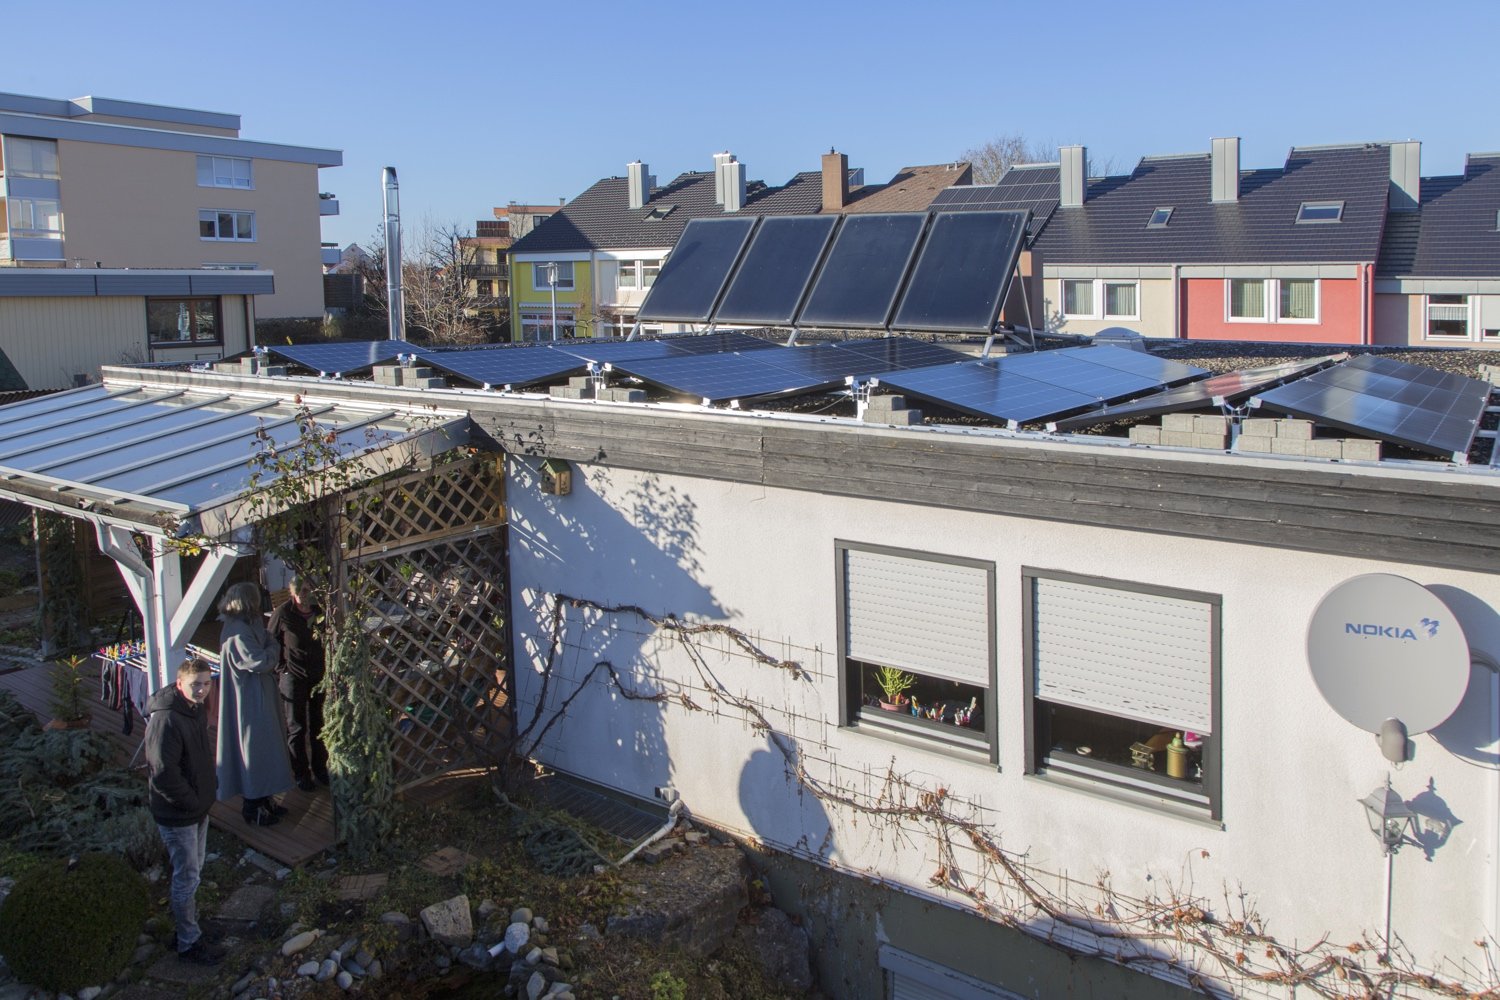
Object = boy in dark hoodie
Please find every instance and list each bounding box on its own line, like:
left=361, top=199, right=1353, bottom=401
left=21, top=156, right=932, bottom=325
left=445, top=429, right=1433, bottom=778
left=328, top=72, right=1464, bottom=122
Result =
left=144, top=657, right=224, bottom=965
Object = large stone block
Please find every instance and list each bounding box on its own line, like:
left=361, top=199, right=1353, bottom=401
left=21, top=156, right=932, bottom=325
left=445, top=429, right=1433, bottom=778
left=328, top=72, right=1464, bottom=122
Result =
left=420, top=894, right=474, bottom=948
left=607, top=844, right=748, bottom=957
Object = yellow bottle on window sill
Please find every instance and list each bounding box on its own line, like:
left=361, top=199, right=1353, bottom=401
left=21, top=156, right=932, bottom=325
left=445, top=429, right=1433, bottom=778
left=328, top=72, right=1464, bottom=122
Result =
left=1166, top=731, right=1189, bottom=779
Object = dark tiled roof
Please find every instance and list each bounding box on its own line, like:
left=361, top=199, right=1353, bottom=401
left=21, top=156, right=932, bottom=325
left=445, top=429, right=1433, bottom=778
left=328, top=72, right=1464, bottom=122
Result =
left=507, top=170, right=825, bottom=254
left=1377, top=155, right=1500, bottom=278
left=840, top=162, right=973, bottom=213
left=1032, top=145, right=1392, bottom=264
left=932, top=164, right=1060, bottom=240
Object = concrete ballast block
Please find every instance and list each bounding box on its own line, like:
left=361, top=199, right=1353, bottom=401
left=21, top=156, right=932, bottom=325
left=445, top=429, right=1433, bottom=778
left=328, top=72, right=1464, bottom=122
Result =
left=1129, top=426, right=1162, bottom=445
left=1192, top=432, right=1229, bottom=450
left=1193, top=415, right=1229, bottom=434
left=1240, top=418, right=1280, bottom=438
left=1271, top=437, right=1308, bottom=456
left=1161, top=413, right=1198, bottom=433
left=1235, top=435, right=1274, bottom=453
left=1340, top=439, right=1383, bottom=461
left=1276, top=419, right=1315, bottom=441
left=1160, top=430, right=1195, bottom=447
left=866, top=408, right=923, bottom=426
left=1306, top=438, right=1344, bottom=459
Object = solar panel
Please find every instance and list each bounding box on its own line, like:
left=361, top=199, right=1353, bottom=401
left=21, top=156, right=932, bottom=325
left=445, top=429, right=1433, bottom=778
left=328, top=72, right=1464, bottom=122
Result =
left=714, top=215, right=839, bottom=326
left=268, top=341, right=430, bottom=376
left=421, top=345, right=586, bottom=389
left=1252, top=355, right=1489, bottom=458
left=874, top=346, right=1208, bottom=426
left=1049, top=357, right=1339, bottom=432
left=876, top=360, right=1101, bottom=424
left=551, top=332, right=779, bottom=368
left=611, top=351, right=836, bottom=403
left=891, top=211, right=1028, bottom=333
left=796, top=213, right=928, bottom=330
left=635, top=216, right=758, bottom=323
left=826, top=337, right=971, bottom=372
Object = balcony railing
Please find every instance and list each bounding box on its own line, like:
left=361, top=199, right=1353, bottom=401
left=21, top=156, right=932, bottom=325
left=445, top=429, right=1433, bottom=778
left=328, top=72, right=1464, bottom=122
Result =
left=462, top=263, right=508, bottom=279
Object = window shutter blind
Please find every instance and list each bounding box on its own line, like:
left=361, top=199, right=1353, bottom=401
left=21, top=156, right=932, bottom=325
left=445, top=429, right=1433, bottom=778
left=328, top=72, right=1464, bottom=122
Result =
left=1032, top=577, right=1213, bottom=733
left=844, top=549, right=989, bottom=687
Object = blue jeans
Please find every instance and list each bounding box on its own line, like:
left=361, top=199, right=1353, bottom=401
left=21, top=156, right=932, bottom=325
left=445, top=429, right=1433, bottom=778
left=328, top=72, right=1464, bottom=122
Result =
left=158, top=817, right=209, bottom=951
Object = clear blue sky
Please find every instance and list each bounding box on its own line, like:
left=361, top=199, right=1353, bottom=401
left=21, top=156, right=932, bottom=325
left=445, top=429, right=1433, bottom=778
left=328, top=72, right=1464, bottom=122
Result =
left=12, top=0, right=1497, bottom=251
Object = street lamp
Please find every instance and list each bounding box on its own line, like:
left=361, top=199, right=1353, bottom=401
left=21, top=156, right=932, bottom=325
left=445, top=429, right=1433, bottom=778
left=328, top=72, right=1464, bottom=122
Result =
left=1358, top=777, right=1419, bottom=959
left=540, top=262, right=559, bottom=342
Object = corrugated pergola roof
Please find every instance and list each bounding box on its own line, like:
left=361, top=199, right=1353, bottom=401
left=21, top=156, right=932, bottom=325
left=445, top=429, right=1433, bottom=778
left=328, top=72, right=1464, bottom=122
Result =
left=0, top=378, right=469, bottom=537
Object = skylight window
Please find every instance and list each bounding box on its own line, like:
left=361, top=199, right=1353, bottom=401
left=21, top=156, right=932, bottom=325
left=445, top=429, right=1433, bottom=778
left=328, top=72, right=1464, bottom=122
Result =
left=1296, top=201, right=1345, bottom=224
left=644, top=204, right=676, bottom=221
left=1147, top=207, right=1173, bottom=228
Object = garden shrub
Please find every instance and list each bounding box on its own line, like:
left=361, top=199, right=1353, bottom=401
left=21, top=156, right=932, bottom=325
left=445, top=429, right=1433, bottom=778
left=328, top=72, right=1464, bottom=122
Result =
left=0, top=852, right=148, bottom=991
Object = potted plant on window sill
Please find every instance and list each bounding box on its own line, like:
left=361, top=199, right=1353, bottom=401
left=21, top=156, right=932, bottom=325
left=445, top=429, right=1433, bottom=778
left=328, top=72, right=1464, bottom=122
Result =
left=46, top=654, right=91, bottom=730
left=874, top=666, right=916, bottom=712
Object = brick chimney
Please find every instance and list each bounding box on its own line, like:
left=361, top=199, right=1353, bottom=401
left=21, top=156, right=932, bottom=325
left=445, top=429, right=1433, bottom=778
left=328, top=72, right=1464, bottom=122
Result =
left=822, top=149, right=848, bottom=211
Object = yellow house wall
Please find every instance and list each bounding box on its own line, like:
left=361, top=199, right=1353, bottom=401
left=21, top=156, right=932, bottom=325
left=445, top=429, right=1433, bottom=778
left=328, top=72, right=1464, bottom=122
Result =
left=0, top=294, right=252, bottom=389
left=55, top=140, right=325, bottom=317
left=510, top=259, right=593, bottom=340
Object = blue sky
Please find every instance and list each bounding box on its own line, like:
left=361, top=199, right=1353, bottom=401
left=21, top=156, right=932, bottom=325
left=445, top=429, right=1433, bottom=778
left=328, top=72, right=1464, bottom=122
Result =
left=12, top=0, right=1497, bottom=251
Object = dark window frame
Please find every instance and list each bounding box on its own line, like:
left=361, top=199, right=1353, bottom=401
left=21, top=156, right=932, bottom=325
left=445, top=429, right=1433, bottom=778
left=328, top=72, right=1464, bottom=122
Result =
left=835, top=539, right=998, bottom=765
left=1021, top=567, right=1222, bottom=821
left=146, top=296, right=223, bottom=347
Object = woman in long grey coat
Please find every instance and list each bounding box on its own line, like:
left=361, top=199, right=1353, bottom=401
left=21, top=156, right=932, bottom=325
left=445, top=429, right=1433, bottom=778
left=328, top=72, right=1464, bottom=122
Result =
left=217, top=581, right=294, bottom=827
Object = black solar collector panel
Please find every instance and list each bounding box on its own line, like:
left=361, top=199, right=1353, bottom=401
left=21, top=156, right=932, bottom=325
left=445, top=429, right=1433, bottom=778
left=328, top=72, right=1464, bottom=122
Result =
left=611, top=351, right=843, bottom=403
left=891, top=211, right=1028, bottom=334
left=714, top=215, right=839, bottom=326
left=876, top=360, right=1100, bottom=424
left=796, top=213, right=928, bottom=330
left=635, top=217, right=758, bottom=323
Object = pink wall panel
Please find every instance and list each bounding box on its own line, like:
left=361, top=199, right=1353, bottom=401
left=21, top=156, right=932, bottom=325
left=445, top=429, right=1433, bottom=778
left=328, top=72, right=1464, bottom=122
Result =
left=1182, top=277, right=1364, bottom=344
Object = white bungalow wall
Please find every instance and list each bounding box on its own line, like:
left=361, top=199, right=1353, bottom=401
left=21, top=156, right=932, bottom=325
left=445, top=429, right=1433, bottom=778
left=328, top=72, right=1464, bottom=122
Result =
left=505, top=456, right=1500, bottom=989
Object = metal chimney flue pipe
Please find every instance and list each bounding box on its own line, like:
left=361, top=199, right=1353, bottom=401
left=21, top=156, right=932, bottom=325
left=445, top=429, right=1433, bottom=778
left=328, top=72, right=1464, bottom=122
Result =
left=382, top=167, right=406, bottom=342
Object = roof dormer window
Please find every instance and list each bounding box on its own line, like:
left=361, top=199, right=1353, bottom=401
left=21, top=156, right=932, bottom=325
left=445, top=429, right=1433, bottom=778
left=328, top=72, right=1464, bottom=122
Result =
left=1147, top=207, right=1173, bottom=228
left=1296, top=201, right=1344, bottom=224
left=644, top=204, right=676, bottom=221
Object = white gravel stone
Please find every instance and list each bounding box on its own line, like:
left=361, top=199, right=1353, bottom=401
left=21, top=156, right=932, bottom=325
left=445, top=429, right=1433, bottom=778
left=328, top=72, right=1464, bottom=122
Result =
left=316, top=958, right=339, bottom=982
left=281, top=929, right=322, bottom=956
left=298, top=961, right=319, bottom=977
left=336, top=971, right=353, bottom=990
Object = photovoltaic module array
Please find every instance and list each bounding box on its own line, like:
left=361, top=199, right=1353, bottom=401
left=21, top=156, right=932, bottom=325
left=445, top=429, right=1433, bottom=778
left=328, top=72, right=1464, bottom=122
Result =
left=635, top=209, right=1030, bottom=334
left=608, top=337, right=969, bottom=403
left=874, top=346, right=1210, bottom=425
left=1251, top=353, right=1490, bottom=458
left=269, top=340, right=434, bottom=376
left=1049, top=357, right=1341, bottom=432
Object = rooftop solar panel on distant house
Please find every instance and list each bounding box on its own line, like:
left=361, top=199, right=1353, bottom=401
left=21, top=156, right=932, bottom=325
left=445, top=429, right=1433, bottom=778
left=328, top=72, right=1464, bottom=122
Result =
left=714, top=215, right=839, bottom=326
left=796, top=213, right=928, bottom=330
left=1251, top=354, right=1490, bottom=459
left=269, top=341, right=432, bottom=376
left=635, top=216, right=759, bottom=323
left=891, top=211, right=1029, bottom=334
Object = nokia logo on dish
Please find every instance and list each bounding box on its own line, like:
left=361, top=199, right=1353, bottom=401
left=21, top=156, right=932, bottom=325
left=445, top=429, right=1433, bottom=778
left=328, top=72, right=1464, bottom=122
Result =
left=1343, top=618, right=1440, bottom=641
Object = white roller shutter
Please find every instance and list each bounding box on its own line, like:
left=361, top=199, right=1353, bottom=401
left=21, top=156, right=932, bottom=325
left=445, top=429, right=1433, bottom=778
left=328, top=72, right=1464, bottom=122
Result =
left=1031, top=577, right=1213, bottom=734
left=882, top=946, right=1025, bottom=1000
left=844, top=547, right=990, bottom=687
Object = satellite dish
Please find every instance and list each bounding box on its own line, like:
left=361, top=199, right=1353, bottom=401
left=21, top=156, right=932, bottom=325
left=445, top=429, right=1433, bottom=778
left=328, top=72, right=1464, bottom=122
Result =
left=1307, top=574, right=1471, bottom=736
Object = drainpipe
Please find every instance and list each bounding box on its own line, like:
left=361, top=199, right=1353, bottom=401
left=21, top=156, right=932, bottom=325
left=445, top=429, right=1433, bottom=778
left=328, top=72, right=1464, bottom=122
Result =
left=619, top=795, right=685, bottom=866
left=1173, top=265, right=1182, bottom=339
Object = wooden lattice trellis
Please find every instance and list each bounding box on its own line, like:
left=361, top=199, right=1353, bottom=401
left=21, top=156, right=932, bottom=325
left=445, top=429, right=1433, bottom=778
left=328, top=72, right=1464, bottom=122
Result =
left=333, top=455, right=510, bottom=788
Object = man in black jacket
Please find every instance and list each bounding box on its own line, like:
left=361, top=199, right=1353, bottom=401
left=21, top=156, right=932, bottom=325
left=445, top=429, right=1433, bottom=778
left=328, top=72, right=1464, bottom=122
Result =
left=144, top=657, right=224, bottom=965
left=269, top=575, right=328, bottom=792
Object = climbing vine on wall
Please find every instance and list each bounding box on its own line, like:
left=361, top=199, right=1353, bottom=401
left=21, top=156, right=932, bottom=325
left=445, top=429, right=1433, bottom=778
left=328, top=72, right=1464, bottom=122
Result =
left=518, top=592, right=1499, bottom=1000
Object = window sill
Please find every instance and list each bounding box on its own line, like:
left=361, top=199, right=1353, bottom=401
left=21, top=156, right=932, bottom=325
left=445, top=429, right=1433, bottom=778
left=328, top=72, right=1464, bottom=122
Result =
left=1027, top=762, right=1220, bottom=827
left=848, top=709, right=993, bottom=767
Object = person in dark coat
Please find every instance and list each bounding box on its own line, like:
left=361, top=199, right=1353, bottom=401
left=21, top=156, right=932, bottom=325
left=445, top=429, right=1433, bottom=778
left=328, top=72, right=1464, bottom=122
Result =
left=216, top=581, right=294, bottom=826
left=144, top=657, right=224, bottom=965
left=269, top=575, right=329, bottom=791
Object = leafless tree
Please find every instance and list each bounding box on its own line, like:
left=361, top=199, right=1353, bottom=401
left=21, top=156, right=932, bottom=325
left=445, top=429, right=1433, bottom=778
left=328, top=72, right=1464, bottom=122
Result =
left=961, top=134, right=1118, bottom=184
left=353, top=221, right=488, bottom=345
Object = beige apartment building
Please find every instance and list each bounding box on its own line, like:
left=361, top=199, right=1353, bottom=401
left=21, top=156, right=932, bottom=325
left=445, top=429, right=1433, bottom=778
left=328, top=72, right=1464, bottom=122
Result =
left=0, top=92, right=340, bottom=388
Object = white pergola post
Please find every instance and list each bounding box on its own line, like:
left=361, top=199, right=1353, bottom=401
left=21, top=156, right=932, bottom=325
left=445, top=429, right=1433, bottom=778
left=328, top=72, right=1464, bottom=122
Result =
left=92, top=521, right=247, bottom=692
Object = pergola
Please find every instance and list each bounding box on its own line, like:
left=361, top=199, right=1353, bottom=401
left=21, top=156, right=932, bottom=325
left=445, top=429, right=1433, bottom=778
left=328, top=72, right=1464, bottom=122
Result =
left=0, top=371, right=469, bottom=692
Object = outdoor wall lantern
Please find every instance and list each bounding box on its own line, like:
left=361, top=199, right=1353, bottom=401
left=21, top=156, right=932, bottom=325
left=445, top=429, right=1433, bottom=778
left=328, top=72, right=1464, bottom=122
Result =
left=540, top=458, right=572, bottom=496
left=1359, top=778, right=1418, bottom=854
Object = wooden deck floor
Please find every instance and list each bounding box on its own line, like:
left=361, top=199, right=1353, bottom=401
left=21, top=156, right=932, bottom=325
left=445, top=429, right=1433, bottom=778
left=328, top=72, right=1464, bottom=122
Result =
left=0, top=661, right=336, bottom=867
